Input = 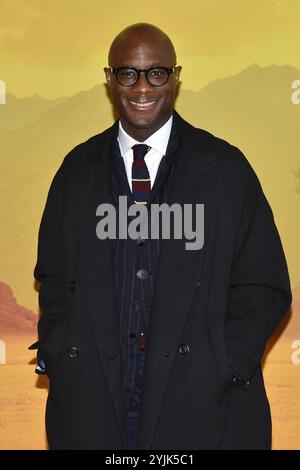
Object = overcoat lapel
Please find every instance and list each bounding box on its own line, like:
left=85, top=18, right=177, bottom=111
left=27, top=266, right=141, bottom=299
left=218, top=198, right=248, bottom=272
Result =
left=76, top=122, right=128, bottom=445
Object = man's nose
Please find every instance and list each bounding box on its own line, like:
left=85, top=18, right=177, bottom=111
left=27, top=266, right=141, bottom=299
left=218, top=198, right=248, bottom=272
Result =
left=131, top=72, right=153, bottom=93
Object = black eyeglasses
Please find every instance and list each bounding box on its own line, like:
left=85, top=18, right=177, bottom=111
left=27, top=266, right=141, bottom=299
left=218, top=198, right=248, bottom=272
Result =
left=110, top=66, right=176, bottom=87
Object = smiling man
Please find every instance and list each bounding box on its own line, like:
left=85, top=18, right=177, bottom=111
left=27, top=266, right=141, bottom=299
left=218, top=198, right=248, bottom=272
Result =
left=104, top=25, right=181, bottom=140
left=30, top=23, right=292, bottom=450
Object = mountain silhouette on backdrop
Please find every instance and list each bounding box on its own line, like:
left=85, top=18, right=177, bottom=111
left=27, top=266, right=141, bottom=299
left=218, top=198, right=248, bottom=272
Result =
left=0, top=281, right=37, bottom=336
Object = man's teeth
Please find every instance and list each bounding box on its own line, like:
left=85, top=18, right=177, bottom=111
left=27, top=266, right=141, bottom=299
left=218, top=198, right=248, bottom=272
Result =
left=129, top=100, right=157, bottom=107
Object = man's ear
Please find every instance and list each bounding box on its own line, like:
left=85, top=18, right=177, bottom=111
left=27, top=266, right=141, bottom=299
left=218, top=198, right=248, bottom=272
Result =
left=174, top=65, right=182, bottom=82
left=104, top=67, right=112, bottom=84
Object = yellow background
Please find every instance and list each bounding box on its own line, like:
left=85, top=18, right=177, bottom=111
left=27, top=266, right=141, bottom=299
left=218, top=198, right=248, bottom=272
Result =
left=0, top=0, right=299, bottom=450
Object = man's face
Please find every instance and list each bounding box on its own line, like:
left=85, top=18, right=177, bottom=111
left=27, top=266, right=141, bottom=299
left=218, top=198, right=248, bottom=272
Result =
left=105, top=36, right=181, bottom=139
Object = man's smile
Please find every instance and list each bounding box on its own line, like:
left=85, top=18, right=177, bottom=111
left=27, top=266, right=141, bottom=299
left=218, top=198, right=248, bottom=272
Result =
left=126, top=97, right=161, bottom=110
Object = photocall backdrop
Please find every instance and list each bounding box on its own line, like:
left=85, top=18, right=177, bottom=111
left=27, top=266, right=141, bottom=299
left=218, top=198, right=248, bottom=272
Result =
left=0, top=0, right=299, bottom=449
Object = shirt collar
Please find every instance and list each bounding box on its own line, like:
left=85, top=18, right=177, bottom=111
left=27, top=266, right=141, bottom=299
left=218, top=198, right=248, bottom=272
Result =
left=117, top=113, right=173, bottom=156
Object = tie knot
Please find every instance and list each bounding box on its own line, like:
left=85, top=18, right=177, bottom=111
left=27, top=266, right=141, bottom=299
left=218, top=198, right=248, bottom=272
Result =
left=132, top=144, right=150, bottom=161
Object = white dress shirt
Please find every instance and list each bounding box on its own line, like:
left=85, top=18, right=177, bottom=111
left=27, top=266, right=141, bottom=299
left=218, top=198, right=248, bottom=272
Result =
left=117, top=114, right=173, bottom=192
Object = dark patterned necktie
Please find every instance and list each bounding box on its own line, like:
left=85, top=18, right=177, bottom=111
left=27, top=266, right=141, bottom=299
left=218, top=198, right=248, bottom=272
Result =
left=131, top=144, right=151, bottom=205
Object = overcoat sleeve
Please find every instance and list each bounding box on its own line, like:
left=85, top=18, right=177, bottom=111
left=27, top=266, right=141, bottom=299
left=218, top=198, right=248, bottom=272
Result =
left=226, top=161, right=292, bottom=384
left=28, top=158, right=67, bottom=372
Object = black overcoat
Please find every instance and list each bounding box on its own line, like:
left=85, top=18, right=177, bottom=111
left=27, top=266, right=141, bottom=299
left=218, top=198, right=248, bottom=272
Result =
left=30, top=111, right=292, bottom=449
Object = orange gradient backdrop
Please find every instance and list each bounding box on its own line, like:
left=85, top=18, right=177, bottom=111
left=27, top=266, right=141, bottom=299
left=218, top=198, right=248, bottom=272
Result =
left=0, top=0, right=299, bottom=450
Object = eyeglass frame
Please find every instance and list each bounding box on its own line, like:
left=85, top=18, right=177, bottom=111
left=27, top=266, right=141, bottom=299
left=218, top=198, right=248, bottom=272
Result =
left=106, top=65, right=178, bottom=87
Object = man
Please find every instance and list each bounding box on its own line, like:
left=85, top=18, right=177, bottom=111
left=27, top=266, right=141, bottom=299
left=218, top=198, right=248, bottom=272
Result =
left=29, top=23, right=292, bottom=450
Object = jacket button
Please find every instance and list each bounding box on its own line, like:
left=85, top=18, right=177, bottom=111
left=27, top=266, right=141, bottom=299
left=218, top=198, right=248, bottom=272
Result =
left=67, top=347, right=79, bottom=358
left=136, top=269, right=148, bottom=280
left=137, top=236, right=145, bottom=246
left=178, top=344, right=190, bottom=355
